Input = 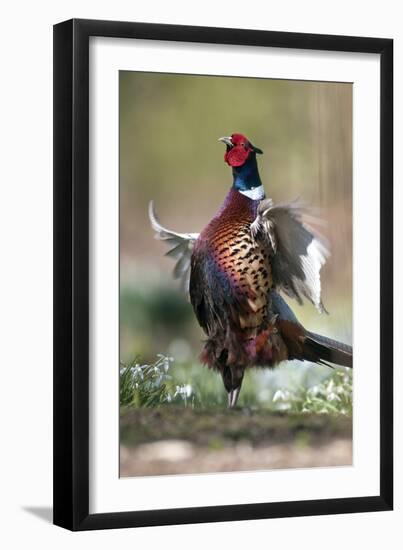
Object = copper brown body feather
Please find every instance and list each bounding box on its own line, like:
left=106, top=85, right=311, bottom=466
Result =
left=190, top=189, right=287, bottom=374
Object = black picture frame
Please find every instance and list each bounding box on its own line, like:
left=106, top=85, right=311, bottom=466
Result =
left=53, top=18, right=393, bottom=531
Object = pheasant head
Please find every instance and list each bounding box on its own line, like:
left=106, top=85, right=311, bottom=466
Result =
left=219, top=133, right=263, bottom=167
left=219, top=133, right=264, bottom=199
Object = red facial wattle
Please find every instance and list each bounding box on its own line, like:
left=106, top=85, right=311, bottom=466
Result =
left=224, top=134, right=253, bottom=167
left=224, top=145, right=252, bottom=167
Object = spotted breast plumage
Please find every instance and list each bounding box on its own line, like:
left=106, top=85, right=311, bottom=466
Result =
left=149, top=133, right=352, bottom=407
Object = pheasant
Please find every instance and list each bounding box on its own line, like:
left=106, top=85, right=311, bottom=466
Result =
left=149, top=133, right=352, bottom=407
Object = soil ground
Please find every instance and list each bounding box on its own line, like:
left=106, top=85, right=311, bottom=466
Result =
left=120, top=407, right=352, bottom=477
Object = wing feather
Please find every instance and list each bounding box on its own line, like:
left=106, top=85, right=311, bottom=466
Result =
left=148, top=201, right=199, bottom=294
left=251, top=199, right=329, bottom=312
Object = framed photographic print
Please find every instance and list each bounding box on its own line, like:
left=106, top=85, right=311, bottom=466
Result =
left=53, top=19, right=393, bottom=530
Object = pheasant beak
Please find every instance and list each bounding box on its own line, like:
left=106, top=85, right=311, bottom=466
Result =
left=218, top=136, right=233, bottom=148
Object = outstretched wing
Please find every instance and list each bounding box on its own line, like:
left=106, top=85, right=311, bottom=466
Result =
left=251, top=199, right=329, bottom=312
left=148, top=201, right=199, bottom=294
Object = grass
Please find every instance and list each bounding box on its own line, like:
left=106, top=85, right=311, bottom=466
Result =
left=120, top=354, right=352, bottom=415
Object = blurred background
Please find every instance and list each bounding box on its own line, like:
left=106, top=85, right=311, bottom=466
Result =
left=119, top=71, right=352, bottom=410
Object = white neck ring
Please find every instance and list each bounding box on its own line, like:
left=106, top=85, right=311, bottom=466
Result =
left=239, top=185, right=265, bottom=200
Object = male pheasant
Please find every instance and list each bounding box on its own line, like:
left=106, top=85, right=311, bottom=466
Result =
left=149, top=133, right=352, bottom=407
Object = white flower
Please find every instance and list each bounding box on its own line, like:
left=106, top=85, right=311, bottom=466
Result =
left=174, top=384, right=193, bottom=399
left=326, top=379, right=335, bottom=393
left=273, top=390, right=285, bottom=402
left=183, top=384, right=192, bottom=398
left=133, top=366, right=144, bottom=380
left=318, top=408, right=329, bottom=414
left=276, top=402, right=291, bottom=411
left=273, top=389, right=291, bottom=402
left=327, top=392, right=341, bottom=402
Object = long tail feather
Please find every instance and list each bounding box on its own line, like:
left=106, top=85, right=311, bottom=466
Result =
left=272, top=291, right=353, bottom=368
left=304, top=331, right=353, bottom=368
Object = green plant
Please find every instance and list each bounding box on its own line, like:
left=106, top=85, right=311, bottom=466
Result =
left=120, top=354, right=194, bottom=408
left=120, top=354, right=352, bottom=415
left=271, top=368, right=352, bottom=415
